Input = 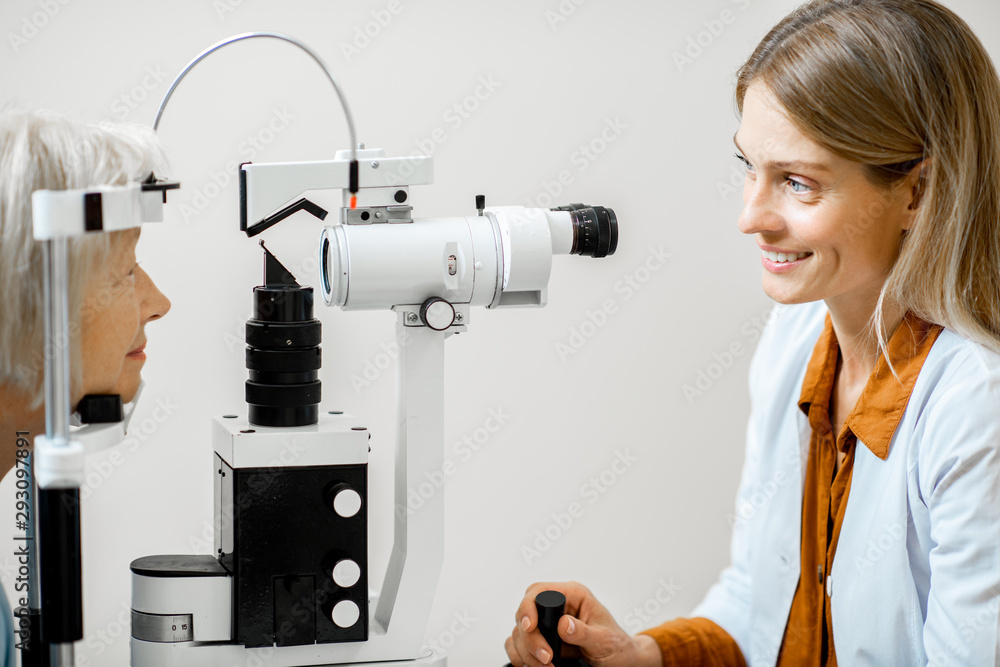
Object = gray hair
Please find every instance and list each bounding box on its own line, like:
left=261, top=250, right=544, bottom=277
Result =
left=0, top=109, right=169, bottom=401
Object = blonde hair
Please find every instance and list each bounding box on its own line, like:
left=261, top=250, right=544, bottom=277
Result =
left=0, top=109, right=169, bottom=400
left=736, top=0, right=1000, bottom=354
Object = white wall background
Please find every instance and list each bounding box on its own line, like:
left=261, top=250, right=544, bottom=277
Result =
left=1, top=0, right=999, bottom=665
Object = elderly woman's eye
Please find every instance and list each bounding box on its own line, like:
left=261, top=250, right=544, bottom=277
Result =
left=112, top=264, right=138, bottom=286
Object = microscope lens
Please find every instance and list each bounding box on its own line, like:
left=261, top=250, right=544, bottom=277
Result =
left=552, top=204, right=619, bottom=258
left=245, top=245, right=323, bottom=427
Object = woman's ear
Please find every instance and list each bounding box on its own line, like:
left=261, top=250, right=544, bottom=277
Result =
left=902, top=159, right=928, bottom=231
left=906, top=160, right=928, bottom=213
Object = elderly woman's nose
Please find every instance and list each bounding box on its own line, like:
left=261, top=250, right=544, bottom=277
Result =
left=136, top=266, right=170, bottom=323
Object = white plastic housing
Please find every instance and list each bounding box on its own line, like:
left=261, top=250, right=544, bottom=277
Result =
left=212, top=413, right=369, bottom=469
left=33, top=435, right=84, bottom=489
left=241, top=148, right=433, bottom=230
left=32, top=183, right=165, bottom=240
left=320, top=206, right=575, bottom=310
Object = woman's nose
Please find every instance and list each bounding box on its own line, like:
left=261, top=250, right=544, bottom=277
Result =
left=136, top=266, right=171, bottom=323
left=737, top=180, right=784, bottom=237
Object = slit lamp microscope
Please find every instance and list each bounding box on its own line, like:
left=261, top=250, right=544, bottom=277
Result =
left=27, top=33, right=619, bottom=667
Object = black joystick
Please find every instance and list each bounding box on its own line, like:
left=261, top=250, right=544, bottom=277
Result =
left=535, top=590, right=566, bottom=662
left=503, top=590, right=592, bottom=667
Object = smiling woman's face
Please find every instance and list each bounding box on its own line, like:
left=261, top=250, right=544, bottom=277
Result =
left=735, top=83, right=917, bottom=313
left=77, top=229, right=170, bottom=405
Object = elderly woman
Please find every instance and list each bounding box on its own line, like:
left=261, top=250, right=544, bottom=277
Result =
left=506, top=0, right=1000, bottom=665
left=0, top=110, right=172, bottom=661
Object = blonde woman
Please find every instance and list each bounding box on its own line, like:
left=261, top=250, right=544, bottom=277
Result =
left=0, top=110, right=172, bottom=660
left=505, top=0, right=1000, bottom=665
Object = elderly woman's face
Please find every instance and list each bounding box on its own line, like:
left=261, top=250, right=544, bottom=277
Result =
left=734, top=84, right=915, bottom=310
left=77, top=229, right=170, bottom=405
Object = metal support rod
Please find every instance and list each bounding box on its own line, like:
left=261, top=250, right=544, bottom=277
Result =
left=152, top=32, right=358, bottom=168
left=41, top=239, right=70, bottom=443
left=49, top=644, right=73, bottom=665
left=38, top=238, right=82, bottom=667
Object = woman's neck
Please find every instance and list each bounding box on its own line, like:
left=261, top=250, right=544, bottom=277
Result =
left=825, top=292, right=906, bottom=383
left=0, top=385, right=46, bottom=482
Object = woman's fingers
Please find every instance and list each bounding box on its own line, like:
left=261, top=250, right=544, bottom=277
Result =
left=559, top=612, right=639, bottom=667
left=561, top=613, right=609, bottom=658
left=510, top=582, right=589, bottom=665
left=514, top=584, right=543, bottom=633
left=560, top=613, right=584, bottom=645
left=507, top=581, right=643, bottom=667
left=508, top=581, right=610, bottom=666
left=505, top=634, right=527, bottom=666
left=516, top=581, right=595, bottom=628
left=508, top=625, right=556, bottom=666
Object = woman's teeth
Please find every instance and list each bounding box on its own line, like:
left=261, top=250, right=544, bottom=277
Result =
left=763, top=250, right=811, bottom=263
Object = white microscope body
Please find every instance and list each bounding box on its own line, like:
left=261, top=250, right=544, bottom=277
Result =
left=129, top=147, right=618, bottom=666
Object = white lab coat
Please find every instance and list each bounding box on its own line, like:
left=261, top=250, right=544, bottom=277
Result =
left=693, top=301, right=1000, bottom=666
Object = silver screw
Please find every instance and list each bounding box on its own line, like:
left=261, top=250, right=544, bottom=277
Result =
left=371, top=161, right=380, bottom=169
left=406, top=312, right=419, bottom=324
left=454, top=312, right=464, bottom=323
left=375, top=211, right=383, bottom=219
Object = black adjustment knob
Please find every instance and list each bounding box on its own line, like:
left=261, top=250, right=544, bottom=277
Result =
left=536, top=590, right=565, bottom=661
left=476, top=194, right=486, bottom=215
left=419, top=297, right=456, bottom=331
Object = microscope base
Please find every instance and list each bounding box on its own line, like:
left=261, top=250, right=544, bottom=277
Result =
left=331, top=655, right=445, bottom=667
left=131, top=638, right=446, bottom=667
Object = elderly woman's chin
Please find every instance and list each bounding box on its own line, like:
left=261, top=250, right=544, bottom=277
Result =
left=118, top=361, right=145, bottom=404
left=74, top=362, right=145, bottom=410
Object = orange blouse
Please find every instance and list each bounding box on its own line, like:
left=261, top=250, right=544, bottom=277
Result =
left=641, top=313, right=941, bottom=666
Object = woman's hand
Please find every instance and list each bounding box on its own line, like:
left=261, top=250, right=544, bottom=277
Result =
left=504, top=581, right=663, bottom=667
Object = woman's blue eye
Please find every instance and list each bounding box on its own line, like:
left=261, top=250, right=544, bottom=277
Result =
left=788, top=179, right=811, bottom=193
left=735, top=153, right=754, bottom=172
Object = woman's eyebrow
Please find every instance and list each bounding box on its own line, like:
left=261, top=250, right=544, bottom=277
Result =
left=733, top=134, right=831, bottom=173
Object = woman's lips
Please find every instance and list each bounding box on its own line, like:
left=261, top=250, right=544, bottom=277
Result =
left=126, top=343, right=146, bottom=359
left=761, top=252, right=812, bottom=274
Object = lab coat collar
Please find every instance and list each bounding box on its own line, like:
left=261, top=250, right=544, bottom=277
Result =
left=798, top=311, right=942, bottom=460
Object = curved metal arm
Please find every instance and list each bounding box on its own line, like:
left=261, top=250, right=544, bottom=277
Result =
left=152, top=32, right=358, bottom=165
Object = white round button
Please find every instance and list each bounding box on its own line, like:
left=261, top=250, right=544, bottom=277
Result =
left=333, top=488, right=362, bottom=518
left=332, top=559, right=361, bottom=588
left=332, top=600, right=360, bottom=628
left=422, top=299, right=455, bottom=331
